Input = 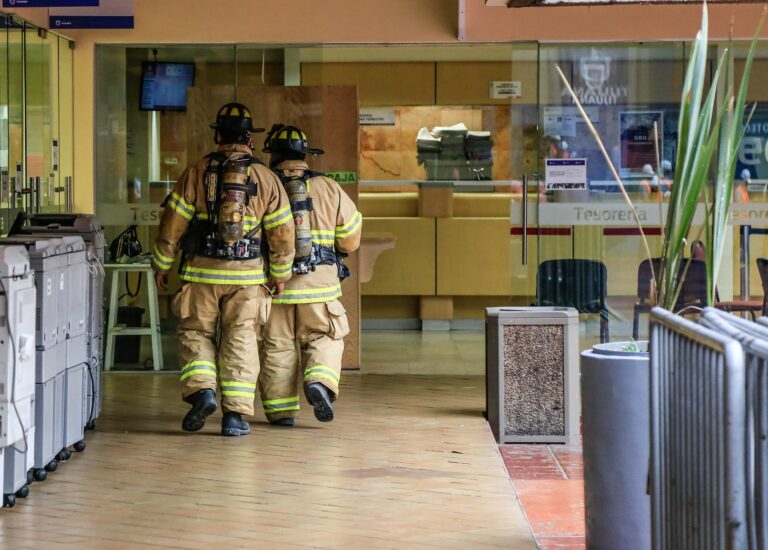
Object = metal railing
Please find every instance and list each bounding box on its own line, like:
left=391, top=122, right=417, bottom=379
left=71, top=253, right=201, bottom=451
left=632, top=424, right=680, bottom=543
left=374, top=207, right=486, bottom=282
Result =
left=701, top=307, right=768, bottom=550
left=649, top=307, right=747, bottom=550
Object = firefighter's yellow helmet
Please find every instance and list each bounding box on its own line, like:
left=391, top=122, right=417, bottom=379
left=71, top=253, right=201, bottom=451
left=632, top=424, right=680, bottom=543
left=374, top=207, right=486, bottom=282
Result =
left=262, top=124, right=324, bottom=156
left=210, top=102, right=264, bottom=133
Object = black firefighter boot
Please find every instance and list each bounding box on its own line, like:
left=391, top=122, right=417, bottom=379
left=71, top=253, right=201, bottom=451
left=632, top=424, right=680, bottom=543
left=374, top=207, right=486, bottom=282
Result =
left=269, top=417, right=295, bottom=427
left=181, top=389, right=218, bottom=432
left=221, top=412, right=251, bottom=436
left=306, top=383, right=334, bottom=422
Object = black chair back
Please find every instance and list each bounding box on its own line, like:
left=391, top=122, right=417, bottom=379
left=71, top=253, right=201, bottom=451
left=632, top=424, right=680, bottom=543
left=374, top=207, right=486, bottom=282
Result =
left=757, top=258, right=768, bottom=316
left=757, top=258, right=768, bottom=297
left=535, top=259, right=607, bottom=314
left=635, top=257, right=707, bottom=311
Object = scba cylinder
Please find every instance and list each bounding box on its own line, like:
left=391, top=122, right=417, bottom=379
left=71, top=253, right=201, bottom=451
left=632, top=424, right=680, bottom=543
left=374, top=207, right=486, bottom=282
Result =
left=284, top=178, right=312, bottom=259
left=217, top=159, right=251, bottom=244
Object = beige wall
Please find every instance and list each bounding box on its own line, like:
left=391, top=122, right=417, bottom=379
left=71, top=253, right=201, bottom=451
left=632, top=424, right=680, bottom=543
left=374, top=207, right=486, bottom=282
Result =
left=3, top=7, right=49, bottom=29
left=464, top=0, right=768, bottom=42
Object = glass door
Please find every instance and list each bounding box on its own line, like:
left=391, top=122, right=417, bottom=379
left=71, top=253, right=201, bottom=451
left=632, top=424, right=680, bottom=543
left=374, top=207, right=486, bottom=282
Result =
left=531, top=42, right=689, bottom=345
left=7, top=16, right=23, bottom=227
left=0, top=16, right=8, bottom=227
left=57, top=36, right=74, bottom=213
left=24, top=22, right=52, bottom=214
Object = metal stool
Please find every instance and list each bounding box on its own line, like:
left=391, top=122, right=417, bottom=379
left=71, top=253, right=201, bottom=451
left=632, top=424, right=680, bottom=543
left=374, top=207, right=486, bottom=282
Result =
left=104, top=263, right=163, bottom=371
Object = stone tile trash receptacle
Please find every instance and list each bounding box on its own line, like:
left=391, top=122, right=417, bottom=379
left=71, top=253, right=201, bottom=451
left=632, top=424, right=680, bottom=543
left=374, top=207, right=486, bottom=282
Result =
left=485, top=307, right=580, bottom=445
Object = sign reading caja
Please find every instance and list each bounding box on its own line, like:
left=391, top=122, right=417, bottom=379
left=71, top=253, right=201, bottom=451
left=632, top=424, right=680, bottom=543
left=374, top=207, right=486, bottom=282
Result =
left=325, top=171, right=358, bottom=185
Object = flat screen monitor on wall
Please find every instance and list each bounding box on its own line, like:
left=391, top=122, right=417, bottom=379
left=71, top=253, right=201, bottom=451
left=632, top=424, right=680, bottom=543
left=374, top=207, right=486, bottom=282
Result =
left=140, top=62, right=195, bottom=111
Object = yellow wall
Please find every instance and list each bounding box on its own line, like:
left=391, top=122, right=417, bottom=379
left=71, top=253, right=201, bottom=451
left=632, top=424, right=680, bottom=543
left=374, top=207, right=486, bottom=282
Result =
left=302, top=63, right=436, bottom=106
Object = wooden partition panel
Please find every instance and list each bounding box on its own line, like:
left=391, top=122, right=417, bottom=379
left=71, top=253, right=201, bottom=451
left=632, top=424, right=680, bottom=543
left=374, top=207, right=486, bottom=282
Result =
left=187, top=85, right=361, bottom=368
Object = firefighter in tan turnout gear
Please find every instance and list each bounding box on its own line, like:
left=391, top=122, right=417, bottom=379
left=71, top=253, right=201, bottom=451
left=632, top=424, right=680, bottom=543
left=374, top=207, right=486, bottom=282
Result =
left=258, top=125, right=362, bottom=426
left=152, top=103, right=295, bottom=437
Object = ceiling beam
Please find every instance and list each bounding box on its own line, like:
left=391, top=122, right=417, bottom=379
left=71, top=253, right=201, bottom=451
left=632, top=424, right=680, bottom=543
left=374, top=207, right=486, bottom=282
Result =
left=504, top=0, right=763, bottom=6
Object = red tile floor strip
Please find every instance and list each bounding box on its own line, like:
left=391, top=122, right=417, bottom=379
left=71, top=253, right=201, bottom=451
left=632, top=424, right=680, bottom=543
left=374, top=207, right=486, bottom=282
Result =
left=500, top=445, right=586, bottom=549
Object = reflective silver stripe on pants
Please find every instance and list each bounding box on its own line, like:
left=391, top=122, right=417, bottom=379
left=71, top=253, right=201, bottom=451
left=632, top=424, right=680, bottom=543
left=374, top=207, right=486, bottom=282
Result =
left=264, top=399, right=300, bottom=410
left=305, top=366, right=339, bottom=382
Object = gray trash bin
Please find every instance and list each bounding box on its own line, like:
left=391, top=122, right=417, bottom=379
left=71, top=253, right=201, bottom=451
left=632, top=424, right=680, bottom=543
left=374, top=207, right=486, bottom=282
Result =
left=580, top=342, right=650, bottom=550
left=486, top=307, right=580, bottom=444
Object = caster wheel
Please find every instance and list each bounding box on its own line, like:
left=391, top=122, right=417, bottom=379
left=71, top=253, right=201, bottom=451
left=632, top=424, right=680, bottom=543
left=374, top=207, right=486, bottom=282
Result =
left=33, top=469, right=47, bottom=482
left=26, top=471, right=33, bottom=485
left=4, top=494, right=15, bottom=508
left=57, top=450, right=71, bottom=461
left=74, top=441, right=86, bottom=453
left=85, top=421, right=96, bottom=431
left=45, top=460, right=58, bottom=473
left=15, top=486, right=29, bottom=499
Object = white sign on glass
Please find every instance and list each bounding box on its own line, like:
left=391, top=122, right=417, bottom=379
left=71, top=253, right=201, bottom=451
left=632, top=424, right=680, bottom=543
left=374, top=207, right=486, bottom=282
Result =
left=489, top=81, right=522, bottom=99
left=359, top=108, right=396, bottom=126
left=545, top=158, right=587, bottom=190
left=563, top=49, right=629, bottom=106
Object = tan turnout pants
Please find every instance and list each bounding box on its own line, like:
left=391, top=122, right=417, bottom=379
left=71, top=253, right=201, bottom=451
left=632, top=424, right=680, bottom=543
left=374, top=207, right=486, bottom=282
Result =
left=258, top=300, right=349, bottom=421
left=175, top=283, right=271, bottom=415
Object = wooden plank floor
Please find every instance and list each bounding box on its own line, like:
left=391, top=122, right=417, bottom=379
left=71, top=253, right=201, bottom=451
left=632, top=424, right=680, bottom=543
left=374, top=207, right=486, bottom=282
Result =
left=0, top=373, right=535, bottom=549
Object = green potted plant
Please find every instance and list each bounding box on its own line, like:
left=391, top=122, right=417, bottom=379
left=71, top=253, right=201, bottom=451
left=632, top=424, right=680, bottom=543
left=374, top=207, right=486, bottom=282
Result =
left=567, top=5, right=765, bottom=547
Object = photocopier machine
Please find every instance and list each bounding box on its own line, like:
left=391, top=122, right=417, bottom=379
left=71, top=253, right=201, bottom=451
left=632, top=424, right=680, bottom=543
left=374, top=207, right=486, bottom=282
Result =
left=0, top=214, right=105, bottom=508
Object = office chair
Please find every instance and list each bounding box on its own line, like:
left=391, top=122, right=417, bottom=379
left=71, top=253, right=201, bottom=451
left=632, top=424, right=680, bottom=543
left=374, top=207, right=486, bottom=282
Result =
left=535, top=258, right=609, bottom=343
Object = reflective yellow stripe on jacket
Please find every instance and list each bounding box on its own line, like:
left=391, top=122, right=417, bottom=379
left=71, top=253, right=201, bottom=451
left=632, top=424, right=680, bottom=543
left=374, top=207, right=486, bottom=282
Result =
left=311, top=229, right=335, bottom=246
left=167, top=192, right=195, bottom=221
left=336, top=211, right=362, bottom=239
left=152, top=246, right=175, bottom=272
left=272, top=283, right=342, bottom=304
left=270, top=261, right=293, bottom=278
left=263, top=204, right=292, bottom=230
left=180, top=266, right=267, bottom=285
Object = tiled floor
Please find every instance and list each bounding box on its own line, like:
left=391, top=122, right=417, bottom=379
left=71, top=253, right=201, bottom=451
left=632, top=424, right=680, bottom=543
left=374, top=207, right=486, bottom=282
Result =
left=111, top=326, right=589, bottom=548
left=361, top=330, right=486, bottom=375
left=0, top=373, right=537, bottom=549
left=500, top=445, right=586, bottom=550
left=118, top=329, right=489, bottom=375
left=121, top=322, right=617, bottom=376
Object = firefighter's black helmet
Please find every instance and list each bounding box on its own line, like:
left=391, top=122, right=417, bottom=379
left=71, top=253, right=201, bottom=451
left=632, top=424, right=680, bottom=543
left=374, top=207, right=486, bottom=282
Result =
left=262, top=124, right=324, bottom=156
left=210, top=103, right=264, bottom=134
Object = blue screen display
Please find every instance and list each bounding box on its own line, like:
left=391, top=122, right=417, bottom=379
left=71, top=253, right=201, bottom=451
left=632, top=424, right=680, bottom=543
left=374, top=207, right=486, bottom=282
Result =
left=140, top=62, right=195, bottom=111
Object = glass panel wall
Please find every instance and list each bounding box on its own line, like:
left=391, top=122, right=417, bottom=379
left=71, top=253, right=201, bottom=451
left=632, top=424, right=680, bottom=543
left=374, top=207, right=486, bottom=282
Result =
left=0, top=18, right=9, bottom=221
left=7, top=16, right=24, bottom=227
left=58, top=36, right=74, bottom=212
left=24, top=24, right=51, bottom=213
left=0, top=12, right=74, bottom=229
left=729, top=43, right=768, bottom=310
left=92, top=40, right=768, bottom=349
left=534, top=43, right=690, bottom=344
